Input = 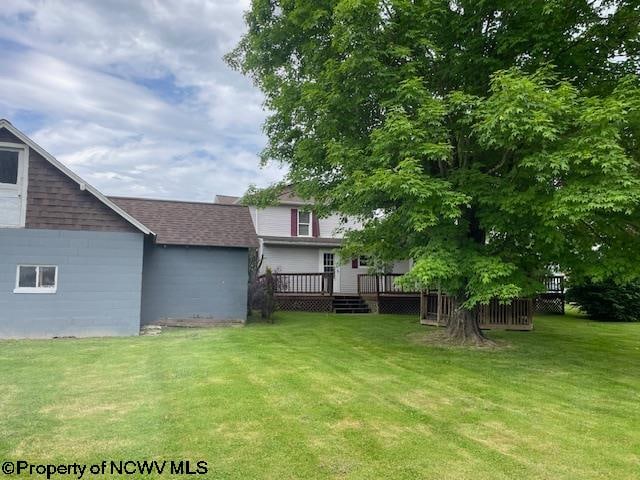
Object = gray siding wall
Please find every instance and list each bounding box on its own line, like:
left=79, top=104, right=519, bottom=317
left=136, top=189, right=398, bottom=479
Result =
left=0, top=229, right=144, bottom=339
left=140, top=244, right=248, bottom=324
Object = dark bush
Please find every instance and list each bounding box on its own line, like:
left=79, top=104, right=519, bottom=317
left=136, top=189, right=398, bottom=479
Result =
left=567, top=280, right=640, bottom=322
left=247, top=253, right=278, bottom=322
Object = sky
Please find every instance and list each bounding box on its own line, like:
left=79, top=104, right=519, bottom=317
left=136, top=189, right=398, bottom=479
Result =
left=0, top=0, right=284, bottom=201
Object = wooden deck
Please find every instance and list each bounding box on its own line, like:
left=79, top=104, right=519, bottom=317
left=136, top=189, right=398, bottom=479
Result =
left=357, top=273, right=421, bottom=314
left=268, top=272, right=565, bottom=324
left=270, top=272, right=335, bottom=312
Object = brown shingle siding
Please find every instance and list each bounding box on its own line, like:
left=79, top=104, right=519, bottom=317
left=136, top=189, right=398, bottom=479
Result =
left=0, top=128, right=23, bottom=144
left=25, top=150, right=137, bottom=232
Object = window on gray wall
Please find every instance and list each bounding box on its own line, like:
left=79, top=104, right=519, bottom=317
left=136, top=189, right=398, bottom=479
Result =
left=15, top=265, right=58, bottom=293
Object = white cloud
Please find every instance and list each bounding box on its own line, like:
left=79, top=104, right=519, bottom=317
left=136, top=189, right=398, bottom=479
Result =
left=0, top=0, right=282, bottom=199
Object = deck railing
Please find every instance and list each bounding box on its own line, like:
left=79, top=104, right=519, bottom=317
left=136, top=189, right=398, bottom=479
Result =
left=357, top=274, right=419, bottom=295
left=544, top=275, right=565, bottom=293
left=271, top=272, right=334, bottom=295
left=359, top=274, right=565, bottom=295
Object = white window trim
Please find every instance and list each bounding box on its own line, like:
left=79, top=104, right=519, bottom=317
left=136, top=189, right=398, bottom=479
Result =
left=358, top=256, right=369, bottom=268
left=0, top=142, right=29, bottom=228
left=297, top=210, right=312, bottom=237
left=14, top=265, right=58, bottom=294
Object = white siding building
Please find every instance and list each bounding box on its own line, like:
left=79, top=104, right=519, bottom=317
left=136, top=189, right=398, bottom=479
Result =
left=215, top=190, right=410, bottom=295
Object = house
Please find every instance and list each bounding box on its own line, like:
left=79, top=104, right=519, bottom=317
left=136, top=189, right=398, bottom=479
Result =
left=215, top=189, right=416, bottom=314
left=0, top=119, right=257, bottom=339
left=215, top=189, right=562, bottom=325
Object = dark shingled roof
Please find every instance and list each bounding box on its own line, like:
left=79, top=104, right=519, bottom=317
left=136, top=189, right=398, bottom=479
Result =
left=110, top=196, right=258, bottom=248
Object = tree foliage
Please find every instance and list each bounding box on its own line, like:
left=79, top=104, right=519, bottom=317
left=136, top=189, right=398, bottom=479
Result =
left=228, top=1, right=640, bottom=338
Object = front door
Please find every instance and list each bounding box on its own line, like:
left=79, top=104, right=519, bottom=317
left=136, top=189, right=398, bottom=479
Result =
left=0, top=145, right=27, bottom=227
left=319, top=250, right=340, bottom=293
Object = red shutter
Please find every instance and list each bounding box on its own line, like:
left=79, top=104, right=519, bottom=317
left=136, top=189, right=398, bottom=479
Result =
left=290, top=208, right=298, bottom=236
left=352, top=258, right=358, bottom=269
left=312, top=212, right=320, bottom=237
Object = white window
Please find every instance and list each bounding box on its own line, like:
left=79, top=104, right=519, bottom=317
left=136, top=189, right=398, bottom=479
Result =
left=298, top=210, right=311, bottom=237
left=14, top=265, right=58, bottom=294
left=358, top=256, right=369, bottom=268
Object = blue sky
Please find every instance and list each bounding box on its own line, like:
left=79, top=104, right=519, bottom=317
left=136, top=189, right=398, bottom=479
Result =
left=0, top=0, right=284, bottom=200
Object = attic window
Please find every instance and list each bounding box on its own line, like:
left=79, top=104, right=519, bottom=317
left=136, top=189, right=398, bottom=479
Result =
left=0, top=150, right=19, bottom=185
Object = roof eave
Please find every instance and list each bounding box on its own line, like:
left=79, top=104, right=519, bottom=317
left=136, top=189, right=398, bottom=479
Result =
left=262, top=237, right=343, bottom=247
left=154, top=240, right=258, bottom=249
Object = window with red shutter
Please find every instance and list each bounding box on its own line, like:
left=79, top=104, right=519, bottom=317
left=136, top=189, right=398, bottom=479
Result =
left=290, top=208, right=298, bottom=236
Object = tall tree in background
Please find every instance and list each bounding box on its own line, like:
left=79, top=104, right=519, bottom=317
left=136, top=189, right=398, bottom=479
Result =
left=227, top=1, right=640, bottom=344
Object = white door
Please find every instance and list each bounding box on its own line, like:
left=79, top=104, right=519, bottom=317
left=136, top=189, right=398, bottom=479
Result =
left=0, top=146, right=27, bottom=227
left=319, top=250, right=340, bottom=293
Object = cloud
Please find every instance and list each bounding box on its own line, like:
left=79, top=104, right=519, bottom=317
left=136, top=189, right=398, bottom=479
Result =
left=0, top=0, right=282, bottom=199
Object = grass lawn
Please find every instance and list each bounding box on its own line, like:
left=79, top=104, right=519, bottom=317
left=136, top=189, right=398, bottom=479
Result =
left=1, top=311, right=639, bottom=479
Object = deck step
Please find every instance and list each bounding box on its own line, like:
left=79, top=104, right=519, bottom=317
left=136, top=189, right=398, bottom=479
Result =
left=332, top=296, right=370, bottom=314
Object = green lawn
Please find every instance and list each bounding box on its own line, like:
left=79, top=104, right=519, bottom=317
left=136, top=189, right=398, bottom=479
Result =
left=1, top=312, right=639, bottom=479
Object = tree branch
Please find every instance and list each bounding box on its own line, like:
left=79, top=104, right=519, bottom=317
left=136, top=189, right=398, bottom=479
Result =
left=488, top=149, right=510, bottom=174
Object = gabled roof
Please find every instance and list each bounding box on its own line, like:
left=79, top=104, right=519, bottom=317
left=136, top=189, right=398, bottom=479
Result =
left=110, top=196, right=259, bottom=248
left=0, top=119, right=153, bottom=235
left=214, top=194, right=241, bottom=205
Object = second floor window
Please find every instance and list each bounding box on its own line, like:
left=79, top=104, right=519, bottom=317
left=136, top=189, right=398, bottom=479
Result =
left=298, top=211, right=311, bottom=237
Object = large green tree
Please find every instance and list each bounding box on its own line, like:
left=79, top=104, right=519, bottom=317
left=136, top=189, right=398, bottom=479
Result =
left=228, top=0, right=640, bottom=344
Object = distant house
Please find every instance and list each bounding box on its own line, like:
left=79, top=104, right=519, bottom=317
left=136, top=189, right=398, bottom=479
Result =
left=0, top=119, right=257, bottom=339
left=215, top=189, right=413, bottom=313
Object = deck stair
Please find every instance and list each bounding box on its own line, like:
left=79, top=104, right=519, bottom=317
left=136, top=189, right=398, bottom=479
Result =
left=333, top=295, right=370, bottom=314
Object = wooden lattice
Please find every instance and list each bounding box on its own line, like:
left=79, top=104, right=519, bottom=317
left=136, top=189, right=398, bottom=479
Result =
left=535, top=294, right=565, bottom=315
left=276, top=295, right=333, bottom=312
left=378, top=296, right=420, bottom=315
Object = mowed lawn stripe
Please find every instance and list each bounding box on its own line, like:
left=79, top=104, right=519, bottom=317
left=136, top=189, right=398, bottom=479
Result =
left=0, top=312, right=638, bottom=479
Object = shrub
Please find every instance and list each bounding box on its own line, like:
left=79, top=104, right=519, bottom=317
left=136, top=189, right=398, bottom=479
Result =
left=247, top=259, right=278, bottom=322
left=567, top=280, right=640, bottom=322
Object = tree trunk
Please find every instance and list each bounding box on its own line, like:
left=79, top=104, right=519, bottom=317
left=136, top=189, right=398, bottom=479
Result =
left=445, top=303, right=493, bottom=346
